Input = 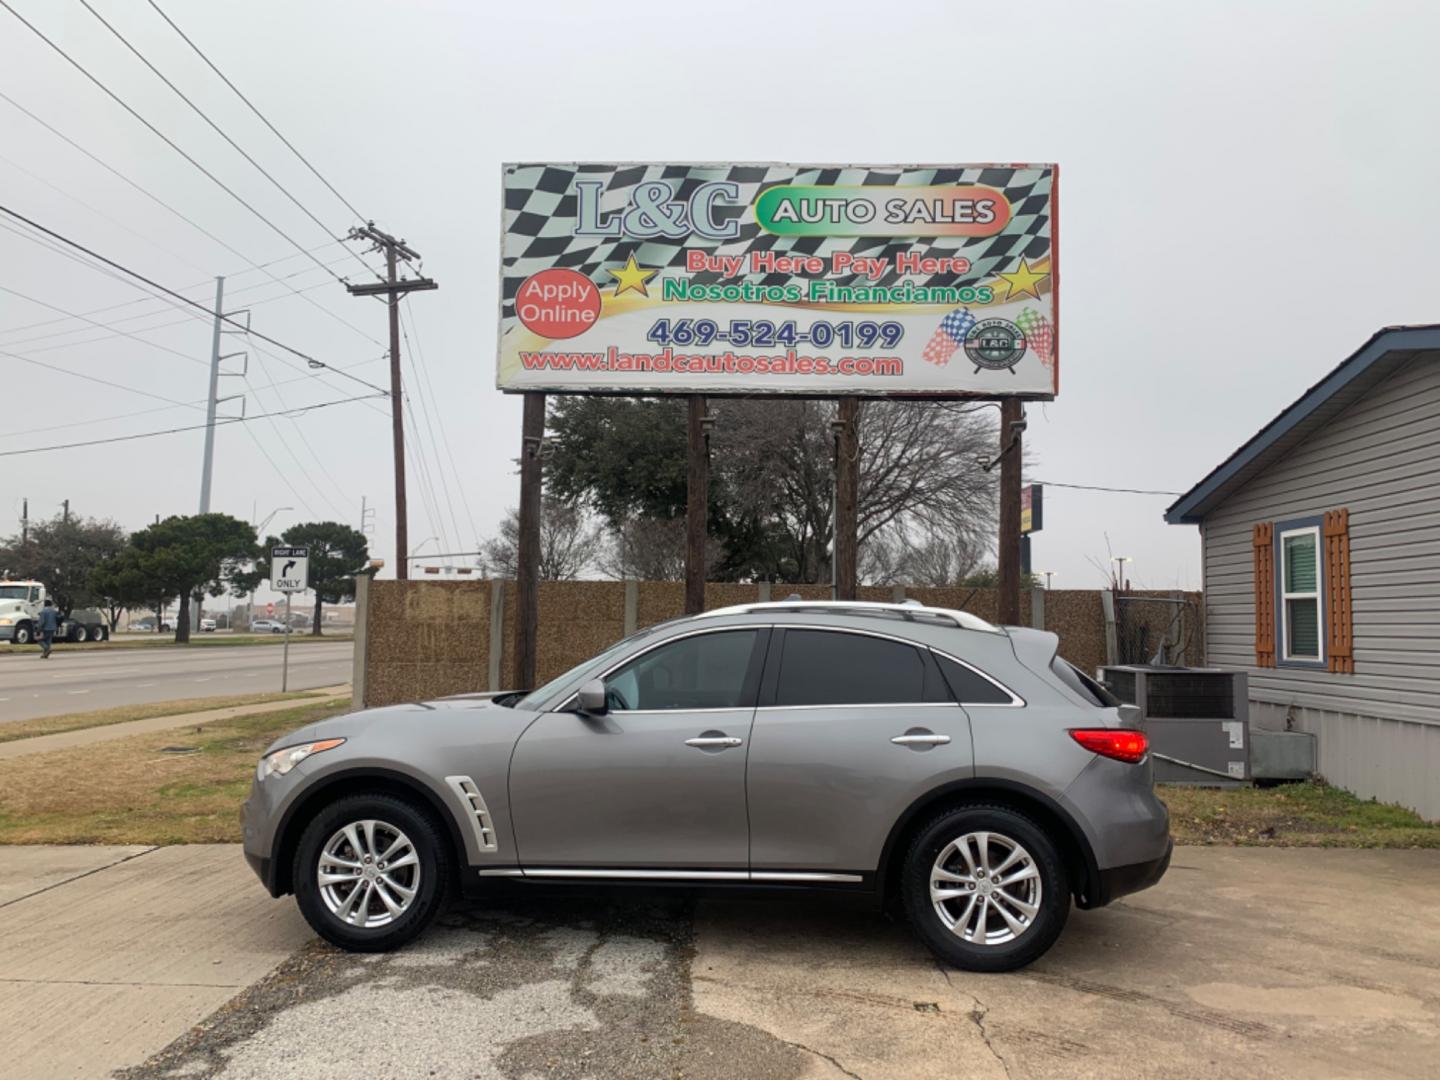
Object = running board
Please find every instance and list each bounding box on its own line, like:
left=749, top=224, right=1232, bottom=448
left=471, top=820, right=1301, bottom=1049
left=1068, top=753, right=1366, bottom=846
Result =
left=476, top=867, right=863, bottom=883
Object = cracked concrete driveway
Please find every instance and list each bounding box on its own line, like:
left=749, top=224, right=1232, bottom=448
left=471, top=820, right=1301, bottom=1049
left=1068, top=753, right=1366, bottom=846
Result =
left=10, top=846, right=1440, bottom=1079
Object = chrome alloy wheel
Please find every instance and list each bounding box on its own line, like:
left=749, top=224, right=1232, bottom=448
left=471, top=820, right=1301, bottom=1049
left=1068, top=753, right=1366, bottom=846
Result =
left=317, top=819, right=420, bottom=928
left=930, top=831, right=1042, bottom=946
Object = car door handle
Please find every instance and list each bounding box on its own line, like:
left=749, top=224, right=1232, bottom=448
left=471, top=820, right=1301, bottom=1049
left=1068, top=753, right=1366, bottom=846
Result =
left=891, top=733, right=950, bottom=746
left=685, top=736, right=743, bottom=748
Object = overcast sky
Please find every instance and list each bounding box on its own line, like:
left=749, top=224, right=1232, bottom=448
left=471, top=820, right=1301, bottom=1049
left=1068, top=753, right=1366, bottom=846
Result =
left=4, top=0, right=1438, bottom=598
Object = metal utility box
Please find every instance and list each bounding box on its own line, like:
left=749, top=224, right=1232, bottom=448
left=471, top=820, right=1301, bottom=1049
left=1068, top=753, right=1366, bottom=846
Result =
left=1098, top=666, right=1250, bottom=785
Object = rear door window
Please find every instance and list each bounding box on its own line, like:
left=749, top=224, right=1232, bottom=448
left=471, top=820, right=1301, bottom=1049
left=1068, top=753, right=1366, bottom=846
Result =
left=775, top=630, right=927, bottom=706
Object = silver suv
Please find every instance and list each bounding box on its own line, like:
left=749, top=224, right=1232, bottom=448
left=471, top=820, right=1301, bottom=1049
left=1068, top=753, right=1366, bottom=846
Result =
left=243, top=601, right=1171, bottom=972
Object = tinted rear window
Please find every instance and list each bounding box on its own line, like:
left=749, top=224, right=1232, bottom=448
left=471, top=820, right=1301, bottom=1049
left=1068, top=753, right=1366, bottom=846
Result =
left=934, top=654, right=1014, bottom=705
left=1052, top=658, right=1120, bottom=708
left=776, top=630, right=926, bottom=706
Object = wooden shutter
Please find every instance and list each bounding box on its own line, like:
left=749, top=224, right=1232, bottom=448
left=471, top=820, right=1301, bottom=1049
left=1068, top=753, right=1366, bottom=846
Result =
left=1324, top=508, right=1354, bottom=673
left=1253, top=522, right=1276, bottom=668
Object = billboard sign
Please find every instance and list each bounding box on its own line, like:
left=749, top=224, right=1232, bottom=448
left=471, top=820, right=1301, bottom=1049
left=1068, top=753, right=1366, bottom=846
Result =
left=498, top=163, right=1057, bottom=399
left=1021, top=484, right=1044, bottom=534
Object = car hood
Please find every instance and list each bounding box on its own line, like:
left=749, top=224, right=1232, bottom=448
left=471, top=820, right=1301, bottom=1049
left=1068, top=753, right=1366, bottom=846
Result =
left=262, top=695, right=531, bottom=754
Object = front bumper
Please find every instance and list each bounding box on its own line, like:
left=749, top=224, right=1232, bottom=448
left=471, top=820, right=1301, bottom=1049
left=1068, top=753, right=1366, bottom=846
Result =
left=1094, top=838, right=1173, bottom=906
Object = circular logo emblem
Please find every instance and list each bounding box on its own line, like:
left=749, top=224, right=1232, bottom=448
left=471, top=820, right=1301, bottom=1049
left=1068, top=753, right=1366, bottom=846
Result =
left=963, top=318, right=1028, bottom=371
left=516, top=268, right=601, bottom=340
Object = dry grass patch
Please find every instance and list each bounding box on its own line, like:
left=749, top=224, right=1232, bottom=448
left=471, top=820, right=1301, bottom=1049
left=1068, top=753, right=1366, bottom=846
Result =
left=0, top=697, right=350, bottom=845
left=0, top=692, right=317, bottom=744
left=1162, top=780, right=1440, bottom=848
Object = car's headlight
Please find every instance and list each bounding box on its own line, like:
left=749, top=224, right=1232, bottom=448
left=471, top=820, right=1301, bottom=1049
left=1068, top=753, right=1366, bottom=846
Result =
left=258, top=738, right=345, bottom=780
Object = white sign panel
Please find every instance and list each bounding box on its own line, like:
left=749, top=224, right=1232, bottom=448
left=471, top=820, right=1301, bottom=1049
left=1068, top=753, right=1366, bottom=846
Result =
left=498, top=162, right=1058, bottom=399
left=271, top=546, right=310, bottom=594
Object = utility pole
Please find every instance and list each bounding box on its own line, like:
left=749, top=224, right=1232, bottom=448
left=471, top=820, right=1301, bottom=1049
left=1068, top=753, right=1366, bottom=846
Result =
left=198, top=277, right=225, bottom=515
left=513, top=393, right=545, bottom=689
left=20, top=498, right=27, bottom=544
left=61, top=499, right=69, bottom=524
left=684, top=395, right=710, bottom=614
left=996, top=399, right=1025, bottom=625
left=833, top=399, right=860, bottom=600
left=359, top=494, right=376, bottom=539
left=346, top=224, right=438, bottom=581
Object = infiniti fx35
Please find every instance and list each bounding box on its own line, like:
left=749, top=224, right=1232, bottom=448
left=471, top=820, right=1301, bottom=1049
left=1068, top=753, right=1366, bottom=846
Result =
left=243, top=600, right=1171, bottom=972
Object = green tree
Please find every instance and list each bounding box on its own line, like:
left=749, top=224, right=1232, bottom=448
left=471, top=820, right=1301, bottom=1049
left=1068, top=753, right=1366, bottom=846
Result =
left=233, top=522, right=368, bottom=635
left=0, top=512, right=126, bottom=618
left=90, top=513, right=257, bottom=643
left=88, top=546, right=169, bottom=631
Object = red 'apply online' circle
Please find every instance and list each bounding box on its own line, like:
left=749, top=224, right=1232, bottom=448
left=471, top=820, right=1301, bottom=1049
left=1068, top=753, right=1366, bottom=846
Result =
left=516, top=269, right=600, bottom=339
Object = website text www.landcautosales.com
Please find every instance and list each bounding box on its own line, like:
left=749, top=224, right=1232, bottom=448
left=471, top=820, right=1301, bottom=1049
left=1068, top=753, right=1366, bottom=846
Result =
left=518, top=346, right=903, bottom=378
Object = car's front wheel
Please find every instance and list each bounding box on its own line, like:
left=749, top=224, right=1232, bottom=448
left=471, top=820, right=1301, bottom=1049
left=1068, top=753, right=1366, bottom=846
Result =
left=293, top=794, right=449, bottom=951
left=901, top=804, right=1069, bottom=972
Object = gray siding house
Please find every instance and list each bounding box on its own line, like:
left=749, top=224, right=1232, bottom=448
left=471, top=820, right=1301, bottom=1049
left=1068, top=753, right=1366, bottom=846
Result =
left=1166, top=326, right=1440, bottom=820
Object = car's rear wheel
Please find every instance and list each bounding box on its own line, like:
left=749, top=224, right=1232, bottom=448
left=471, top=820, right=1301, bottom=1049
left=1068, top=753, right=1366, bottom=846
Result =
left=293, top=794, right=449, bottom=951
left=901, top=804, right=1068, bottom=972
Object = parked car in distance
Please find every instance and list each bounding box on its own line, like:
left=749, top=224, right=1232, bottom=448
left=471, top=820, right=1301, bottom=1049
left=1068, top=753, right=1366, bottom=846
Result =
left=242, top=600, right=1171, bottom=972
left=249, top=619, right=289, bottom=634
left=130, top=618, right=172, bottom=633
left=199, top=618, right=217, bottom=632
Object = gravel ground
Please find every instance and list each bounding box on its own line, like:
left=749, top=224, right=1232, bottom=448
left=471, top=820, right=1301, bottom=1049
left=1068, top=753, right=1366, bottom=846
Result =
left=119, top=890, right=807, bottom=1080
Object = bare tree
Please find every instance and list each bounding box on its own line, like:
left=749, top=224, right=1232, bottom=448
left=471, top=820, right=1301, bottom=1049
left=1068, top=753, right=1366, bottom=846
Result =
left=714, top=399, right=999, bottom=583
left=594, top=516, right=725, bottom=581
left=479, top=500, right=600, bottom=580
left=859, top=523, right=988, bottom=586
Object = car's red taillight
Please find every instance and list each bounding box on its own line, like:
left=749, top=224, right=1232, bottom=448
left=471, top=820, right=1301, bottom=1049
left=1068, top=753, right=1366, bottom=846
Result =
left=1070, top=728, right=1148, bottom=764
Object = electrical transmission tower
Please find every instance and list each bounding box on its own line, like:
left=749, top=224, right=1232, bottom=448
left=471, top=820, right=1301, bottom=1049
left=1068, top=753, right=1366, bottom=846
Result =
left=346, top=224, right=437, bottom=579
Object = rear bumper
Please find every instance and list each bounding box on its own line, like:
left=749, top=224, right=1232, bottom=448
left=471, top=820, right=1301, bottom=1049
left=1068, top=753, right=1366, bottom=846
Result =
left=1094, top=838, right=1172, bottom=906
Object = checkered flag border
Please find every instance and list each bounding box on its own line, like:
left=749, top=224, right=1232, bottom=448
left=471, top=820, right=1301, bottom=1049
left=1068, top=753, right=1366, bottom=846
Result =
left=501, top=163, right=1053, bottom=324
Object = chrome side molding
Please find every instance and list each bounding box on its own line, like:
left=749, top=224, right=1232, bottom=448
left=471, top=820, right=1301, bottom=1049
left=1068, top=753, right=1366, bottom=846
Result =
left=476, top=868, right=863, bottom=884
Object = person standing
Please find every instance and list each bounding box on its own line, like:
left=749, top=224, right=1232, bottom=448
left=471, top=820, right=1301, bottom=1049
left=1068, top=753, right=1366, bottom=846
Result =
left=37, top=598, right=60, bottom=659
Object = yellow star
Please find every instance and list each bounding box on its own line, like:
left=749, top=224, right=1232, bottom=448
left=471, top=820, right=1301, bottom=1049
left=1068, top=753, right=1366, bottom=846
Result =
left=995, top=258, right=1049, bottom=301
left=606, top=253, right=658, bottom=298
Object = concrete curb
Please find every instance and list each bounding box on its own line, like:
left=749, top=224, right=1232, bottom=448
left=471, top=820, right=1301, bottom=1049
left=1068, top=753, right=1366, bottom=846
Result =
left=0, top=685, right=351, bottom=761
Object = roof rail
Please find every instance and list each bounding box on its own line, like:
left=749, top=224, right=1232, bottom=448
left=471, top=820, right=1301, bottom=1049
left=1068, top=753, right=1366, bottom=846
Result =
left=693, top=599, right=1000, bottom=633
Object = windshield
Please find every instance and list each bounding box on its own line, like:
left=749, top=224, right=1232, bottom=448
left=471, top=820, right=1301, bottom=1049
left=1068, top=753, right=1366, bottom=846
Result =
left=513, top=622, right=671, bottom=711
left=0, top=585, right=32, bottom=600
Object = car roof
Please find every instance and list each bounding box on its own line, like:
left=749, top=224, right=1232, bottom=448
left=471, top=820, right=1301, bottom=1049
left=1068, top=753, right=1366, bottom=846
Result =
left=692, top=599, right=1001, bottom=634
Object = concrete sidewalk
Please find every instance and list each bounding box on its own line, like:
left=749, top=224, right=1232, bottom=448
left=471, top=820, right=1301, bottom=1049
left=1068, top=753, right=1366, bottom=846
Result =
left=0, top=685, right=351, bottom=761
left=2, top=845, right=311, bottom=1080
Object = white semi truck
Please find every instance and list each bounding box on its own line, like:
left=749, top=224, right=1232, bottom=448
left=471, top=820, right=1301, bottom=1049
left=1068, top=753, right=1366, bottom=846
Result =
left=0, top=580, right=109, bottom=645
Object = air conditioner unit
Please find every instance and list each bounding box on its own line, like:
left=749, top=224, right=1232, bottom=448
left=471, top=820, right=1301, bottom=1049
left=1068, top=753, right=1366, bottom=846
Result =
left=1097, top=665, right=1250, bottom=785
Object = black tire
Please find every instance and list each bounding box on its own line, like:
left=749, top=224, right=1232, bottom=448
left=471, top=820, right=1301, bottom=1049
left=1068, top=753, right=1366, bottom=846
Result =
left=93, top=625, right=108, bottom=642
left=901, top=804, right=1069, bottom=973
left=293, top=793, right=450, bottom=952
left=12, top=624, right=31, bottom=645
left=70, top=624, right=87, bottom=643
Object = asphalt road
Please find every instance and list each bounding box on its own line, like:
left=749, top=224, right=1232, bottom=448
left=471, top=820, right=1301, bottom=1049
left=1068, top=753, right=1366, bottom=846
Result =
left=0, top=641, right=353, bottom=723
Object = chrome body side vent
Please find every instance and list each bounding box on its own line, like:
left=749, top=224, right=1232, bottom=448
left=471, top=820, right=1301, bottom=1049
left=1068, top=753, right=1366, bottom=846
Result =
left=444, top=775, right=498, bottom=853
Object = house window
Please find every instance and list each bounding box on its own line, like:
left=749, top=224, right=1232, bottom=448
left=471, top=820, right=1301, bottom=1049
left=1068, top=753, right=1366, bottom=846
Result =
left=1279, top=525, right=1323, bottom=662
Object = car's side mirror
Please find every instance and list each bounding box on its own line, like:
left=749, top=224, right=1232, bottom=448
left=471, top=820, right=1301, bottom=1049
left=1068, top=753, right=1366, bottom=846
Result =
left=576, top=679, right=608, bottom=715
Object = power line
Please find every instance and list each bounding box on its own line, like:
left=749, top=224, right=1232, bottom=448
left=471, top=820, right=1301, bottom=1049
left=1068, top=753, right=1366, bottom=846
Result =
left=1, top=0, right=350, bottom=288
left=0, top=354, right=385, bottom=441
left=78, top=0, right=381, bottom=286
left=401, top=302, right=474, bottom=551
left=1032, top=479, right=1183, bottom=496
left=146, top=0, right=368, bottom=223
left=0, top=84, right=379, bottom=346
left=1, top=346, right=201, bottom=409
left=0, top=204, right=388, bottom=396
left=1, top=263, right=352, bottom=351
left=0, top=284, right=207, bottom=368
left=0, top=393, right=387, bottom=457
